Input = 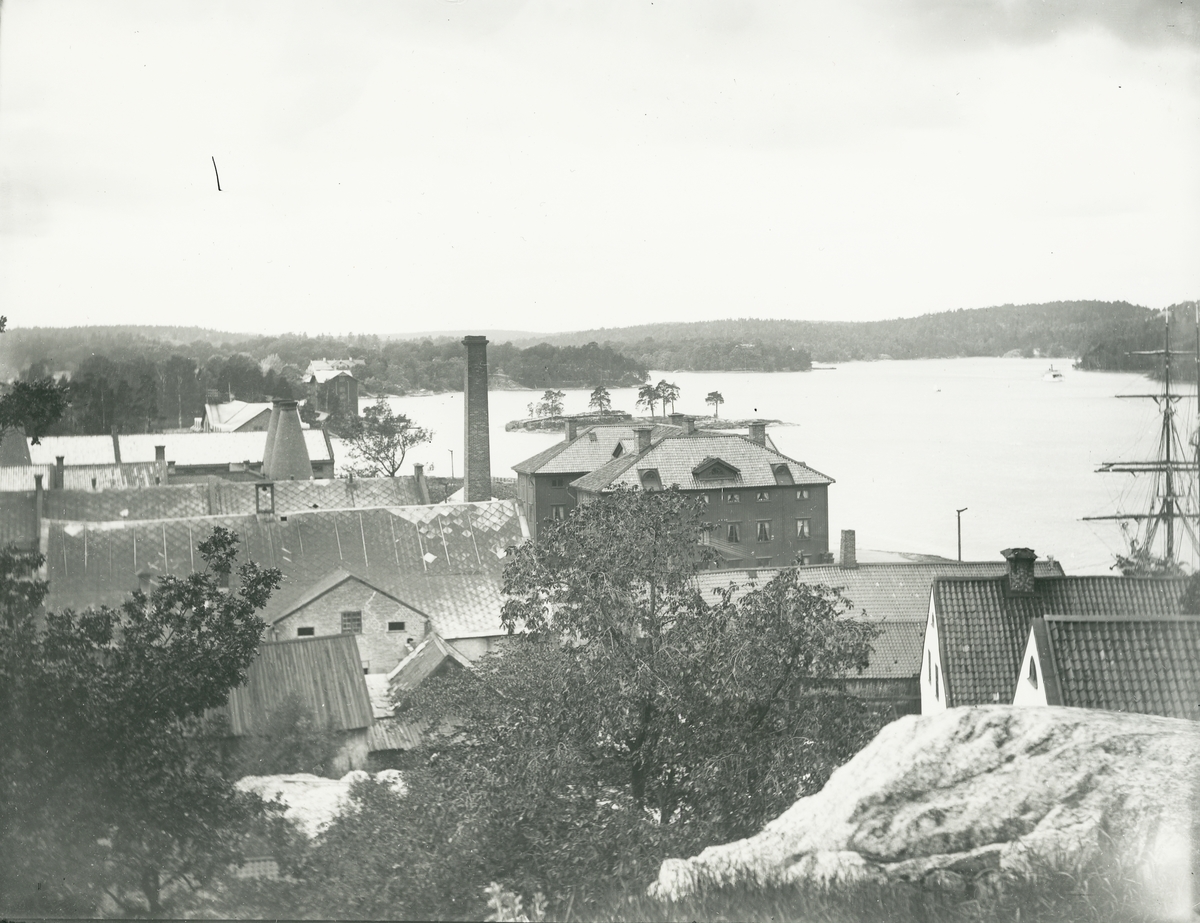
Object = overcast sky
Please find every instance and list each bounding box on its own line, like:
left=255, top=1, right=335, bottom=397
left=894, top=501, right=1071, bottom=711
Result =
left=1, top=0, right=1196, bottom=336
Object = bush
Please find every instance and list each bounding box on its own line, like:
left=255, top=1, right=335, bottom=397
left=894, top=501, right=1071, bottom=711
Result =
left=237, top=693, right=343, bottom=778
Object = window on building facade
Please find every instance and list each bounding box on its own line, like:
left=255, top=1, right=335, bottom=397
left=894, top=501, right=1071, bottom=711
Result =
left=796, top=489, right=810, bottom=500
left=550, top=504, right=566, bottom=520
left=796, top=518, right=811, bottom=539
left=756, top=490, right=771, bottom=502
left=388, top=621, right=406, bottom=632
left=550, top=477, right=565, bottom=489
left=727, top=523, right=740, bottom=543
left=341, top=611, right=363, bottom=634
left=297, top=627, right=315, bottom=637
left=756, top=520, right=771, bottom=542
left=727, top=493, right=740, bottom=504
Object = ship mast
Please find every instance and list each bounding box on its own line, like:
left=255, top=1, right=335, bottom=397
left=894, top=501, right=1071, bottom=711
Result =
left=1083, top=308, right=1200, bottom=570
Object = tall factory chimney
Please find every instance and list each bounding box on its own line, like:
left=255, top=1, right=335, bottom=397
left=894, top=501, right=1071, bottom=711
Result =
left=462, top=336, right=492, bottom=502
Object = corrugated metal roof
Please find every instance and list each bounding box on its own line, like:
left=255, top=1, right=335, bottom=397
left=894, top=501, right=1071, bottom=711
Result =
left=1041, top=615, right=1200, bottom=719
left=205, top=401, right=273, bottom=432
left=693, top=561, right=1066, bottom=680
left=934, top=575, right=1189, bottom=709
left=213, top=634, right=373, bottom=735
left=0, top=464, right=56, bottom=491
left=512, top=424, right=683, bottom=475
left=571, top=432, right=833, bottom=493
left=43, top=500, right=527, bottom=641
left=29, top=431, right=333, bottom=467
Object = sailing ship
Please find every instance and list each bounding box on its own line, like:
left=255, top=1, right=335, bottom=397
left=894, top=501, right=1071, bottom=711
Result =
left=1083, top=308, right=1200, bottom=573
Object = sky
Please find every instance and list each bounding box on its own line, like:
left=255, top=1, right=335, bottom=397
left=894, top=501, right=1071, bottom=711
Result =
left=0, top=0, right=1197, bottom=336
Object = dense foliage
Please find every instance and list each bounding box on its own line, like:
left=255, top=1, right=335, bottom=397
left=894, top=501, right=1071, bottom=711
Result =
left=0, top=529, right=285, bottom=917
left=341, top=399, right=432, bottom=477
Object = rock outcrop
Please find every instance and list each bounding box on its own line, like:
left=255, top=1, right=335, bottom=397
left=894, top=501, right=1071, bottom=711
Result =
left=237, top=770, right=405, bottom=838
left=653, top=707, right=1198, bottom=913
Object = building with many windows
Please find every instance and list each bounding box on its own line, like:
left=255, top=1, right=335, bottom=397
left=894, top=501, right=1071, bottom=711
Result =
left=569, top=418, right=834, bottom=567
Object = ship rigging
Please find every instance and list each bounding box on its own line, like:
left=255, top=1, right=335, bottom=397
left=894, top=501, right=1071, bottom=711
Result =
left=1083, top=306, right=1200, bottom=572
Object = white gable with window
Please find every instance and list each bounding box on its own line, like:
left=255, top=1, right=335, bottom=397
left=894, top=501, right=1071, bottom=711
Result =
left=1013, top=625, right=1050, bottom=707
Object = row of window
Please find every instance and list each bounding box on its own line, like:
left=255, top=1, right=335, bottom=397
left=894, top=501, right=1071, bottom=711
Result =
left=725, top=519, right=812, bottom=543
left=295, top=612, right=407, bottom=636
left=704, top=489, right=811, bottom=504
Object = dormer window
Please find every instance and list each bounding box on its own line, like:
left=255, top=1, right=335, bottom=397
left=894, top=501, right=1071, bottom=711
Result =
left=612, top=442, right=625, bottom=458
left=771, top=464, right=794, bottom=486
left=692, top=457, right=741, bottom=481
left=639, top=469, right=663, bottom=491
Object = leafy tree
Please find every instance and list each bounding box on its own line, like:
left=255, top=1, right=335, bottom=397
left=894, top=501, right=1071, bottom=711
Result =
left=655, top=379, right=680, bottom=414
left=705, top=390, right=724, bottom=419
left=588, top=384, right=612, bottom=413
left=636, top=382, right=661, bottom=418
left=343, top=398, right=432, bottom=478
left=535, top=389, right=565, bottom=418
left=237, top=692, right=343, bottom=778
left=0, top=528, right=285, bottom=916
left=0, top=316, right=70, bottom=443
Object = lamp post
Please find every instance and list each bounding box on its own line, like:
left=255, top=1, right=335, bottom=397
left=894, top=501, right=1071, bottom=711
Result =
left=956, top=507, right=968, bottom=562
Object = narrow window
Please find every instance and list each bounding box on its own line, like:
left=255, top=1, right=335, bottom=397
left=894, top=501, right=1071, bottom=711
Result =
left=388, top=621, right=406, bottom=632
left=297, top=627, right=315, bottom=637
left=727, top=523, right=740, bottom=543
left=926, top=649, right=932, bottom=681
left=756, top=490, right=771, bottom=502
left=934, top=664, right=940, bottom=701
left=796, top=518, right=811, bottom=539
left=550, top=504, right=566, bottom=520
left=728, top=493, right=740, bottom=504
left=1027, top=657, right=1039, bottom=689
left=341, top=611, right=362, bottom=634
left=756, top=520, right=772, bottom=542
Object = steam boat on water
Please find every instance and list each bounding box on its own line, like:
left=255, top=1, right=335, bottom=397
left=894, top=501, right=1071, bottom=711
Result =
left=1083, top=308, right=1200, bottom=572
left=1043, top=366, right=1064, bottom=382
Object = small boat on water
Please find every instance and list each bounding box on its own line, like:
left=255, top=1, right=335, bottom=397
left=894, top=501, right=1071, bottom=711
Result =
left=1043, top=366, right=1064, bottom=382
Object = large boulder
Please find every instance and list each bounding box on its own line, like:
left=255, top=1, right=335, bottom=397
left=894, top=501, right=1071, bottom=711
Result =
left=653, top=707, right=1198, bottom=912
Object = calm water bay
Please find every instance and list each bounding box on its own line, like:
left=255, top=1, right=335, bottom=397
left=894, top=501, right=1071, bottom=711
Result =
left=337, top=359, right=1195, bottom=576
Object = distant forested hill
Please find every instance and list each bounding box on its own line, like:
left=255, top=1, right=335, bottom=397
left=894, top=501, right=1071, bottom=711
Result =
left=523, top=301, right=1181, bottom=368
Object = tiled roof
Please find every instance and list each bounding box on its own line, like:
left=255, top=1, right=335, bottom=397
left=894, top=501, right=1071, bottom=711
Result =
left=693, top=560, right=1068, bottom=680
left=212, top=634, right=374, bottom=735
left=512, top=424, right=683, bottom=475
left=43, top=477, right=426, bottom=523
left=43, top=500, right=528, bottom=641
left=570, top=432, right=833, bottom=493
left=29, top=431, right=333, bottom=467
left=1038, top=615, right=1200, bottom=720
left=934, top=575, right=1189, bottom=709
left=204, top=401, right=273, bottom=432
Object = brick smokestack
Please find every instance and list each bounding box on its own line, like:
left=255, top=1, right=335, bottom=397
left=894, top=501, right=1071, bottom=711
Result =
left=748, top=421, right=766, bottom=446
left=840, top=529, right=857, bottom=569
left=111, top=426, right=122, bottom=464
left=462, top=336, right=492, bottom=502
left=634, top=425, right=653, bottom=453
left=1002, top=547, right=1038, bottom=595
left=413, top=463, right=431, bottom=504
left=262, top=400, right=313, bottom=481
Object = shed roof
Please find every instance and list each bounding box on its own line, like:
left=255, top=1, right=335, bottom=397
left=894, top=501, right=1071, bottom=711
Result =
left=387, top=633, right=476, bottom=695
left=512, top=423, right=683, bottom=475
left=204, top=401, right=273, bottom=432
left=933, top=575, right=1189, bottom=709
left=693, top=560, right=1067, bottom=680
left=29, top=431, right=333, bottom=467
left=1034, top=615, right=1200, bottom=720
left=571, top=432, right=833, bottom=493
left=213, top=634, right=373, bottom=736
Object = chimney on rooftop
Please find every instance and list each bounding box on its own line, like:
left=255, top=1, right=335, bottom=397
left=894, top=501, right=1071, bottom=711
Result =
left=0, top=426, right=32, bottom=466
left=462, top=336, right=492, bottom=502
left=840, top=530, right=858, bottom=569
left=262, top=400, right=313, bottom=481
left=748, top=421, right=766, bottom=446
left=413, top=463, right=431, bottom=504
left=34, top=473, right=43, bottom=543
left=669, top=412, right=685, bottom=430
left=633, top=425, right=653, bottom=453
left=111, top=426, right=121, bottom=464
left=565, top=418, right=579, bottom=442
left=55, top=456, right=65, bottom=490
left=1002, top=547, right=1038, bottom=595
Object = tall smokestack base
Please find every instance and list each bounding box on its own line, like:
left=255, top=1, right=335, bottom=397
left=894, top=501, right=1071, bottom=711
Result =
left=262, top=400, right=313, bottom=481
left=462, top=336, right=492, bottom=502
left=839, top=530, right=857, bottom=569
